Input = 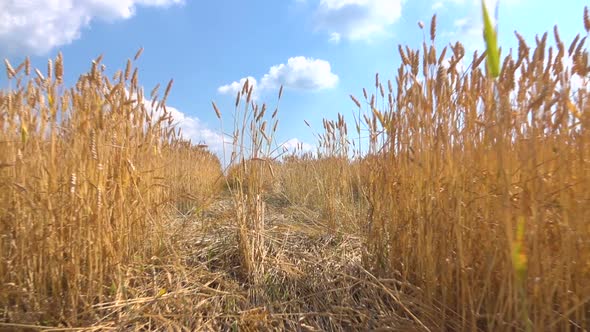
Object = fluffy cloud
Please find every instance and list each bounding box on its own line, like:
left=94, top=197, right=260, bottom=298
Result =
left=163, top=106, right=226, bottom=153
left=156, top=105, right=240, bottom=166
left=438, top=0, right=501, bottom=52
left=329, top=32, right=342, bottom=44
left=442, top=16, right=484, bottom=51
left=260, top=56, right=338, bottom=90
left=311, top=0, right=404, bottom=42
left=281, top=138, right=314, bottom=153
left=432, top=1, right=444, bottom=10
left=218, top=56, right=338, bottom=97
left=0, top=0, right=184, bottom=56
left=431, top=0, right=503, bottom=11
left=160, top=106, right=316, bottom=164
left=438, top=0, right=522, bottom=48
left=217, top=76, right=259, bottom=100
left=126, top=89, right=226, bottom=156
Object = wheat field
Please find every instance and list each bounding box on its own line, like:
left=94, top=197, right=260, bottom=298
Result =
left=1, top=6, right=589, bottom=332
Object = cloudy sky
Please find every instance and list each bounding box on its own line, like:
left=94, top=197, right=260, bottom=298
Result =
left=1, top=0, right=588, bottom=159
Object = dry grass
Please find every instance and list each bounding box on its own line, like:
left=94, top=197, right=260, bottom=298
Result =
left=279, top=11, right=590, bottom=331
left=356, top=14, right=590, bottom=331
left=1, top=6, right=590, bottom=332
left=0, top=53, right=222, bottom=326
left=278, top=154, right=362, bottom=233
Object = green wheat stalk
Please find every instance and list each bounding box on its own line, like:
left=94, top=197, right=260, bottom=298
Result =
left=482, top=0, right=501, bottom=78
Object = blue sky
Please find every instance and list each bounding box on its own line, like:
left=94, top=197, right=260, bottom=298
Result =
left=1, top=0, right=588, bottom=159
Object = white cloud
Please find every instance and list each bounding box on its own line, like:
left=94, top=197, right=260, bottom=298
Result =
left=164, top=106, right=226, bottom=152
left=125, top=89, right=226, bottom=157
left=0, top=0, right=184, bottom=56
left=311, top=0, right=404, bottom=42
left=260, top=56, right=339, bottom=90
left=154, top=104, right=241, bottom=167
left=442, top=16, right=484, bottom=52
left=218, top=56, right=338, bottom=97
left=217, top=76, right=259, bottom=100
left=431, top=0, right=512, bottom=13
left=442, top=0, right=520, bottom=52
left=439, top=0, right=507, bottom=53
left=453, top=18, right=469, bottom=28
left=329, top=32, right=342, bottom=43
left=432, top=1, right=444, bottom=10
left=281, top=138, right=313, bottom=153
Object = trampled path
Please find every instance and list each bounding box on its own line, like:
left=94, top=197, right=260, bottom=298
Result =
left=82, top=193, right=431, bottom=331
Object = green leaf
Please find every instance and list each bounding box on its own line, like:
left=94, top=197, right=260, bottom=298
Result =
left=482, top=0, right=501, bottom=78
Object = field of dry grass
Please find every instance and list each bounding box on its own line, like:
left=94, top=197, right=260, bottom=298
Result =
left=1, top=7, right=590, bottom=332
